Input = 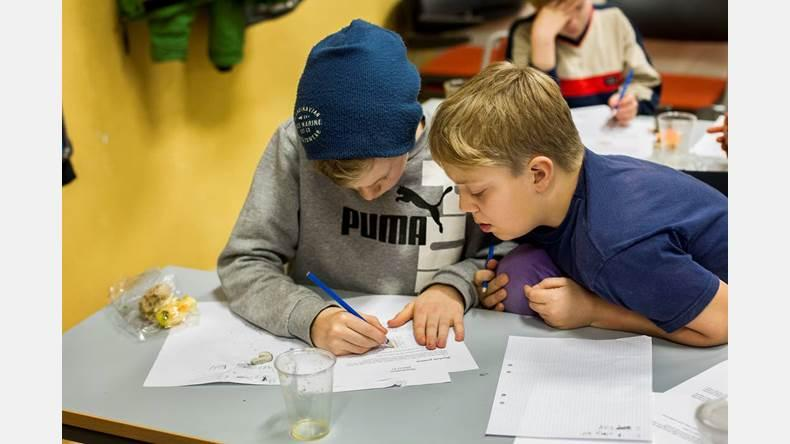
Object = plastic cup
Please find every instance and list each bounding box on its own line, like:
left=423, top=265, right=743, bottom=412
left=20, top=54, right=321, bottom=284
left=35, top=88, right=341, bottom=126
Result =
left=443, top=78, right=466, bottom=97
left=656, top=111, right=697, bottom=156
left=695, top=397, right=728, bottom=444
left=274, top=348, right=336, bottom=441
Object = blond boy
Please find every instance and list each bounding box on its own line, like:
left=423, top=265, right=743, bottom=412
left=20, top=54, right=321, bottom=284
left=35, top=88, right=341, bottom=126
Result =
left=430, top=62, right=727, bottom=347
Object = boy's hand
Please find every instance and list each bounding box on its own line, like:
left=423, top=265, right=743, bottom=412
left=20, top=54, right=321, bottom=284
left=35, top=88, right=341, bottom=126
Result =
left=310, top=306, right=388, bottom=356
left=388, top=284, right=465, bottom=350
left=608, top=93, right=638, bottom=124
left=474, top=258, right=509, bottom=311
left=525, top=277, right=598, bottom=329
left=706, top=113, right=728, bottom=155
left=533, top=0, right=576, bottom=41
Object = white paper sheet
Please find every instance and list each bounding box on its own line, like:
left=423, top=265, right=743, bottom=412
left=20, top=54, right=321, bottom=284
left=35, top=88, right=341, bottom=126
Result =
left=487, top=336, right=653, bottom=441
left=571, top=105, right=656, bottom=159
left=345, top=295, right=479, bottom=373
left=652, top=361, right=727, bottom=443
left=689, top=115, right=727, bottom=159
left=144, top=297, right=477, bottom=391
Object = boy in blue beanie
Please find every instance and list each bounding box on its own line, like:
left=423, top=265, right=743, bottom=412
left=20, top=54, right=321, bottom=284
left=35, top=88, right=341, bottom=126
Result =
left=218, top=20, right=505, bottom=356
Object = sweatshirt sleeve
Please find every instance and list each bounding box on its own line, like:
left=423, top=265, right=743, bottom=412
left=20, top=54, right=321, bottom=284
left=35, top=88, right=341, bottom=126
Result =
left=217, top=123, right=335, bottom=345
left=419, top=218, right=518, bottom=311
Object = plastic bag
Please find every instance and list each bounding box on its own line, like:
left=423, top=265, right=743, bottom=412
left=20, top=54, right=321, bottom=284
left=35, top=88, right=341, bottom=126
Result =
left=109, top=268, right=199, bottom=341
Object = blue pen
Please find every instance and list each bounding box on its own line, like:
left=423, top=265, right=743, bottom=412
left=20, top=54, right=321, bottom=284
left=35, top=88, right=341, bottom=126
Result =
left=611, top=68, right=634, bottom=117
left=306, top=272, right=392, bottom=347
left=482, top=242, right=495, bottom=293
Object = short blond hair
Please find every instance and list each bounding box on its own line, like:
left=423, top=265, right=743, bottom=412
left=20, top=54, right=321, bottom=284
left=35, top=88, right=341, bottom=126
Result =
left=527, top=0, right=554, bottom=9
left=429, top=61, right=584, bottom=174
left=312, top=158, right=373, bottom=187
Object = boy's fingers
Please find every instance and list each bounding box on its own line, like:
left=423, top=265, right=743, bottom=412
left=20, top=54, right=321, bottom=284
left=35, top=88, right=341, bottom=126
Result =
left=529, top=302, right=546, bottom=316
left=492, top=272, right=510, bottom=290
left=387, top=302, right=414, bottom=327
left=495, top=302, right=505, bottom=312
left=525, top=286, right=550, bottom=303
left=339, top=340, right=370, bottom=355
left=437, top=318, right=451, bottom=348
left=475, top=269, right=496, bottom=285
left=413, top=309, right=427, bottom=346
left=486, top=258, right=499, bottom=270
left=343, top=327, right=383, bottom=349
left=347, top=315, right=387, bottom=344
left=362, top=313, right=388, bottom=334
left=536, top=277, right=567, bottom=289
left=453, top=315, right=465, bottom=341
left=481, top=288, right=506, bottom=308
left=425, top=315, right=440, bottom=349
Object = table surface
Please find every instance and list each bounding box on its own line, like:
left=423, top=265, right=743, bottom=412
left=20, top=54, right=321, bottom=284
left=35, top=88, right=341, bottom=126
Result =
left=421, top=98, right=728, bottom=173
left=63, top=267, right=728, bottom=444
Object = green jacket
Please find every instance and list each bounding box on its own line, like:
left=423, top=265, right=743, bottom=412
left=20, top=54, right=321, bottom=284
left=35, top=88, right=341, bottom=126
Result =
left=118, top=0, right=302, bottom=71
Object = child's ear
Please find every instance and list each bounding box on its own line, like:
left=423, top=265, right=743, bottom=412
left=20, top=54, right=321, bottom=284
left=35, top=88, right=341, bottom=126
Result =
left=528, top=156, right=554, bottom=192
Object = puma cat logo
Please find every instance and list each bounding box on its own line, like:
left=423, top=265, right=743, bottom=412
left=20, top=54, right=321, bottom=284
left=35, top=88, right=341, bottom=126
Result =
left=396, top=186, right=453, bottom=233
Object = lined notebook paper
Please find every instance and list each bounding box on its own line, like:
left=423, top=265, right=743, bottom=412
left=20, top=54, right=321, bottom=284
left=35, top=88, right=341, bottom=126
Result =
left=486, top=336, right=652, bottom=441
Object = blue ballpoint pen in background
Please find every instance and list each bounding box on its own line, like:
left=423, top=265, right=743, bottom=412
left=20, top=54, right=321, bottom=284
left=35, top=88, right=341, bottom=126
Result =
left=611, top=68, right=635, bottom=118
left=482, top=242, right=495, bottom=294
left=306, top=271, right=393, bottom=347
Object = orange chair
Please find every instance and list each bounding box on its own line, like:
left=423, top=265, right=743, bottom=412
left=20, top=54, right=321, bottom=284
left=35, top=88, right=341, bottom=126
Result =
left=658, top=73, right=727, bottom=112
left=419, top=30, right=508, bottom=97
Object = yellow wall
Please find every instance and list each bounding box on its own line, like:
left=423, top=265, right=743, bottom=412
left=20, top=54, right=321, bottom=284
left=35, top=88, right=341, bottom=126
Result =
left=63, top=0, right=399, bottom=331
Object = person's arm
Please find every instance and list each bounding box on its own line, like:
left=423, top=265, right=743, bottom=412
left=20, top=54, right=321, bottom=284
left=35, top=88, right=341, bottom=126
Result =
left=590, top=280, right=727, bottom=347
left=615, top=9, right=661, bottom=115
left=217, top=123, right=335, bottom=345
left=529, top=1, right=576, bottom=72
left=524, top=277, right=727, bottom=347
left=525, top=229, right=727, bottom=347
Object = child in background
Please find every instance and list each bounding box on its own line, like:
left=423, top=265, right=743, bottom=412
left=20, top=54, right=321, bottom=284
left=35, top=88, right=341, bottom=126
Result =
left=509, top=0, right=662, bottom=125
left=430, top=62, right=727, bottom=347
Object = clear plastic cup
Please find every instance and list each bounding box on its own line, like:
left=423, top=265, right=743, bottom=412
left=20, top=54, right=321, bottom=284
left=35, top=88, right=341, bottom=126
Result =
left=274, top=348, right=336, bottom=441
left=443, top=78, right=466, bottom=97
left=656, top=111, right=697, bottom=154
left=695, top=397, right=728, bottom=444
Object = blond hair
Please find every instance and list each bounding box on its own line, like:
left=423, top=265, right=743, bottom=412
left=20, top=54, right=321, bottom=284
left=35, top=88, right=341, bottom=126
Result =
left=429, top=61, right=584, bottom=174
left=527, top=0, right=554, bottom=9
left=312, top=158, right=373, bottom=187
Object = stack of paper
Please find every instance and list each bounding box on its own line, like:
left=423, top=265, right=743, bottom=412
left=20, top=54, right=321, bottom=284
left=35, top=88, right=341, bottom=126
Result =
left=487, top=336, right=653, bottom=442
left=652, top=361, right=727, bottom=444
left=143, top=296, right=478, bottom=392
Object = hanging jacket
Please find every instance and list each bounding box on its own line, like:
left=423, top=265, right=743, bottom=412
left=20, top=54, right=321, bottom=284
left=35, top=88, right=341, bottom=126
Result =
left=63, top=119, right=76, bottom=186
left=117, top=0, right=303, bottom=72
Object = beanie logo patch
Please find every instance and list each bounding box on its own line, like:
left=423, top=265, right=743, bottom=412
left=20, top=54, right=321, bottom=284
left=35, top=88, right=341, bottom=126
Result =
left=295, top=106, right=322, bottom=144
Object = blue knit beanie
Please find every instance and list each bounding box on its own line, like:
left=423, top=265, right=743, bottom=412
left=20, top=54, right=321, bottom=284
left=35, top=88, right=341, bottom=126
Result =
left=294, top=19, right=423, bottom=160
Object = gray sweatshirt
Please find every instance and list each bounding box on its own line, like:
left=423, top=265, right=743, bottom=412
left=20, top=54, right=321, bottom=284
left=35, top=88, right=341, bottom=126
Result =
left=217, top=105, right=512, bottom=345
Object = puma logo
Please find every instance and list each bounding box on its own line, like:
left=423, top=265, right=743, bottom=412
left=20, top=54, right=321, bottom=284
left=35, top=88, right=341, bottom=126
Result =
left=396, top=186, right=453, bottom=233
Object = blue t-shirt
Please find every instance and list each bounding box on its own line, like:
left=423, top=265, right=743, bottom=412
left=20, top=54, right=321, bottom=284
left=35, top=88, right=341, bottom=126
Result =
left=520, top=149, right=727, bottom=333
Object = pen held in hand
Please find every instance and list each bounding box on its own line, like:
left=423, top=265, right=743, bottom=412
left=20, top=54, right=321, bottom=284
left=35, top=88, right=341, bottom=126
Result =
left=610, top=68, right=635, bottom=119
left=482, top=242, right=495, bottom=294
left=306, top=271, right=393, bottom=348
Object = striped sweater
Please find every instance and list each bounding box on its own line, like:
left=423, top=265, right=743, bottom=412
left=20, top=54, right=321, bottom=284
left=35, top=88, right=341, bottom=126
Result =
left=508, top=4, right=662, bottom=115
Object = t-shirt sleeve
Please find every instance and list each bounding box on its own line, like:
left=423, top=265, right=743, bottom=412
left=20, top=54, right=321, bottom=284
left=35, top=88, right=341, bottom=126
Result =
left=592, top=233, right=721, bottom=333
